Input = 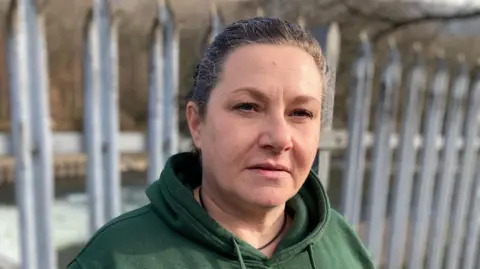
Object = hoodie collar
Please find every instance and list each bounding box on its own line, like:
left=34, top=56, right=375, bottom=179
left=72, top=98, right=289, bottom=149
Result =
left=146, top=152, right=330, bottom=265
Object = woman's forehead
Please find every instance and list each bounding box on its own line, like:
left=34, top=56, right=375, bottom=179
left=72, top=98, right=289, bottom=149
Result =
left=217, top=44, right=323, bottom=98
left=224, top=44, right=319, bottom=73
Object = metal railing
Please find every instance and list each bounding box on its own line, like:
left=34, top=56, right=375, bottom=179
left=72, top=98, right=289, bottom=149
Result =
left=1, top=1, right=480, bottom=269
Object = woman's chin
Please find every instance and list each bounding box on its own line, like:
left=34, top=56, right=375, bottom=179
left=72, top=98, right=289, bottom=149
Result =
left=241, top=189, right=292, bottom=208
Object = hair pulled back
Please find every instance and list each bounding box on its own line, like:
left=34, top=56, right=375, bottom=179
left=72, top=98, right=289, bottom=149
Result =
left=189, top=17, right=327, bottom=118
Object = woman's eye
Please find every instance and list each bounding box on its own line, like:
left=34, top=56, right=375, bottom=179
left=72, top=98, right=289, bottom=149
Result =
left=291, top=109, right=314, bottom=119
left=233, top=102, right=257, bottom=112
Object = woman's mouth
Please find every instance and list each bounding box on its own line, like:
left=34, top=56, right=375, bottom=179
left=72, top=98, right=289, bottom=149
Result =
left=247, top=163, right=290, bottom=179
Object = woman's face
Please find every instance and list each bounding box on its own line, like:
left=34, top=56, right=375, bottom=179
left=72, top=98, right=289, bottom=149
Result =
left=187, top=44, right=323, bottom=208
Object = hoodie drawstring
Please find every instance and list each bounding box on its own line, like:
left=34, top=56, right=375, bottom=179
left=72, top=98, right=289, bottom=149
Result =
left=233, top=238, right=247, bottom=269
left=308, top=244, right=318, bottom=269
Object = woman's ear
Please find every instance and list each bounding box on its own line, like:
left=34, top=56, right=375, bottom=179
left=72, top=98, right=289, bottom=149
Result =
left=186, top=101, right=203, bottom=150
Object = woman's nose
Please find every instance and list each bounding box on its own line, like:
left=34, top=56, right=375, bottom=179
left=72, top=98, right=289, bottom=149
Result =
left=258, top=116, right=293, bottom=153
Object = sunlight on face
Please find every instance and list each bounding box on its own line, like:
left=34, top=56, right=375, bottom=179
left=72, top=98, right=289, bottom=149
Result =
left=188, top=44, right=323, bottom=208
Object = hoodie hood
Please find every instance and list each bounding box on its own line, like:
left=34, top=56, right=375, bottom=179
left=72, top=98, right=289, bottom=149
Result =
left=145, top=152, right=331, bottom=266
left=146, top=153, right=330, bottom=264
left=68, top=152, right=374, bottom=269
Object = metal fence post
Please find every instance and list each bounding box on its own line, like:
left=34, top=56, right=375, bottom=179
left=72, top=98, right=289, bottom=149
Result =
left=385, top=44, right=426, bottom=269
left=341, top=32, right=374, bottom=226
left=28, top=2, right=55, bottom=269
left=464, top=173, right=480, bottom=269
left=317, top=22, right=340, bottom=190
left=82, top=0, right=121, bottom=228
left=407, top=51, right=449, bottom=269
left=83, top=11, right=105, bottom=234
left=160, top=2, right=180, bottom=158
left=6, top=1, right=38, bottom=268
left=352, top=33, right=374, bottom=227
left=341, top=33, right=366, bottom=223
left=93, top=0, right=121, bottom=221
left=365, top=39, right=402, bottom=265
left=426, top=55, right=468, bottom=269
left=451, top=61, right=480, bottom=269
left=147, top=6, right=165, bottom=185
left=208, top=3, right=223, bottom=44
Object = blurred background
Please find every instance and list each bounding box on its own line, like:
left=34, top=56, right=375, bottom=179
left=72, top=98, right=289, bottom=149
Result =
left=2, top=0, right=480, bottom=268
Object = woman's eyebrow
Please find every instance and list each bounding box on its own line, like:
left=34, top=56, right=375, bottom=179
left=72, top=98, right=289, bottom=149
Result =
left=230, top=87, right=321, bottom=105
left=230, top=87, right=269, bottom=103
left=291, top=95, right=321, bottom=106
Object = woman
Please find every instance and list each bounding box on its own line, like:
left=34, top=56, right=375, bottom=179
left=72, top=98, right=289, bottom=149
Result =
left=68, top=17, right=375, bottom=269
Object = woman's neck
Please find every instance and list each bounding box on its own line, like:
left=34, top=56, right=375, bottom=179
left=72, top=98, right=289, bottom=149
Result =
left=194, top=185, right=291, bottom=256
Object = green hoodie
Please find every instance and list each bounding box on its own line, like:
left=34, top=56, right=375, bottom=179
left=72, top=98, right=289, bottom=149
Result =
left=67, top=152, right=375, bottom=269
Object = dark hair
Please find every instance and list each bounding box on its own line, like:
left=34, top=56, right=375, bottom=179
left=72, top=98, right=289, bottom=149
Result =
left=189, top=17, right=327, bottom=118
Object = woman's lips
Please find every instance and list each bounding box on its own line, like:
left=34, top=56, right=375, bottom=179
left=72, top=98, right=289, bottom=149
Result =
left=247, top=163, right=291, bottom=179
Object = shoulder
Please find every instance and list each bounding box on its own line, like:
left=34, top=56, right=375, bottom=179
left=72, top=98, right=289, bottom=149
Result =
left=328, top=210, right=361, bottom=233
left=67, top=204, right=173, bottom=268
left=326, top=210, right=370, bottom=252
left=315, top=209, right=375, bottom=268
left=82, top=204, right=158, bottom=246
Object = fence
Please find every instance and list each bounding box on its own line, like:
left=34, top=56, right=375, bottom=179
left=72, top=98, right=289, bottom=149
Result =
left=1, top=0, right=480, bottom=269
left=342, top=38, right=480, bottom=269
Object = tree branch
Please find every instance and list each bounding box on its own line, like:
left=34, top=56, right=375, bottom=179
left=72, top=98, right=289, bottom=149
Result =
left=339, top=0, right=395, bottom=23
left=316, top=0, right=344, bottom=9
left=337, top=0, right=480, bottom=42
left=372, top=9, right=480, bottom=41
